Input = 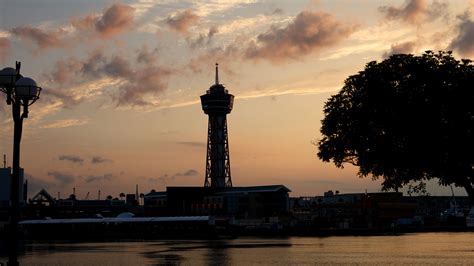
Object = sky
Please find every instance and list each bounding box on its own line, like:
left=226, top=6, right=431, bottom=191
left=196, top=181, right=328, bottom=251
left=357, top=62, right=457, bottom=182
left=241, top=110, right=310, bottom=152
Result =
left=1, top=0, right=473, bottom=199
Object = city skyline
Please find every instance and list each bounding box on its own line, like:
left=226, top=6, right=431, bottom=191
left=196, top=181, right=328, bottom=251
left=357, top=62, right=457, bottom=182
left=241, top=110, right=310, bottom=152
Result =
left=1, top=0, right=473, bottom=198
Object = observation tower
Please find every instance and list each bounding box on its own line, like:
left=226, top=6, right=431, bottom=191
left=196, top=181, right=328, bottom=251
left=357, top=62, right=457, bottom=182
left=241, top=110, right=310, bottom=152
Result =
left=200, top=64, right=234, bottom=187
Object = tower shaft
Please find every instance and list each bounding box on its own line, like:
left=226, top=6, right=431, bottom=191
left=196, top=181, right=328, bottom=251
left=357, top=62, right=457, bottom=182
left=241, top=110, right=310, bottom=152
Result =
left=201, top=63, right=234, bottom=188
left=204, top=115, right=232, bottom=187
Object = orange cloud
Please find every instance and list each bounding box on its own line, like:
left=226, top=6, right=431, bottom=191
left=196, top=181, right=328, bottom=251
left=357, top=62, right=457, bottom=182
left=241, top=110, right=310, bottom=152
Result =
left=244, top=11, right=356, bottom=62
left=380, top=0, right=427, bottom=24
left=379, top=0, right=447, bottom=25
left=95, top=4, right=135, bottom=38
left=10, top=26, right=67, bottom=49
left=0, top=37, right=11, bottom=63
left=10, top=4, right=135, bottom=52
left=165, top=9, right=199, bottom=34
left=383, top=41, right=418, bottom=58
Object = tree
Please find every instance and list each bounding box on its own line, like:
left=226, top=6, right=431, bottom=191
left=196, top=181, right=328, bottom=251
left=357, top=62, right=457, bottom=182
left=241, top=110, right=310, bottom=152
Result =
left=119, top=192, right=125, bottom=200
left=106, top=195, right=113, bottom=200
left=318, top=51, right=474, bottom=203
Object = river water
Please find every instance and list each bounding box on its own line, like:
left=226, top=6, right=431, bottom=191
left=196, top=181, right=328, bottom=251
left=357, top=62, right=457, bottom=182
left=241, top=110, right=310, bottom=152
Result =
left=2, top=232, right=474, bottom=265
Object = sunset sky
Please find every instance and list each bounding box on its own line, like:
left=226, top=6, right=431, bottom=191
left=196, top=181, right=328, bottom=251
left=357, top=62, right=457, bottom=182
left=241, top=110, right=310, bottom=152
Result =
left=1, top=0, right=473, bottom=199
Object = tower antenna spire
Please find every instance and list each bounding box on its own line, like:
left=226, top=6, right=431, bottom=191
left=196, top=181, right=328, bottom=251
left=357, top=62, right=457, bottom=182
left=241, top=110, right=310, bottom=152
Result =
left=215, top=63, right=219, bottom=85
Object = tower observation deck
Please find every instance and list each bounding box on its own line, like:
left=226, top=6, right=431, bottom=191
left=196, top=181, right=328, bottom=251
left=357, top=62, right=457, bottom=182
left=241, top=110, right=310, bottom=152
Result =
left=200, top=64, right=234, bottom=187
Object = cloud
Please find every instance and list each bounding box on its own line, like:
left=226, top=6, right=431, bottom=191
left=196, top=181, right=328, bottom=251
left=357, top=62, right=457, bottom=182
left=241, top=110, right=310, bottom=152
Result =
left=0, top=37, right=11, bottom=63
left=165, top=9, right=199, bottom=34
left=270, top=8, right=284, bottom=16
left=383, top=41, right=418, bottom=58
left=48, top=171, right=76, bottom=185
left=10, top=26, right=67, bottom=50
left=379, top=0, right=447, bottom=25
left=187, top=44, right=241, bottom=73
left=44, top=47, right=172, bottom=107
left=145, top=169, right=199, bottom=185
left=175, top=169, right=198, bottom=177
left=49, top=58, right=83, bottom=85
left=58, top=155, right=84, bottom=164
left=10, top=3, right=135, bottom=52
left=188, top=25, right=219, bottom=49
left=176, top=141, right=206, bottom=148
left=41, top=88, right=81, bottom=107
left=41, top=118, right=89, bottom=129
left=244, top=11, right=357, bottom=61
left=136, top=45, right=159, bottom=64
left=449, top=12, right=474, bottom=57
left=114, top=64, right=171, bottom=106
left=84, top=173, right=115, bottom=183
left=91, top=156, right=113, bottom=164
left=72, top=4, right=135, bottom=38
left=95, top=4, right=135, bottom=38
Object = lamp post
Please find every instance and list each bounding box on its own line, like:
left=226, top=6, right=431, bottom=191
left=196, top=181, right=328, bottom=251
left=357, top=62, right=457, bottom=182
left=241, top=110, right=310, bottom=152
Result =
left=0, top=62, right=41, bottom=266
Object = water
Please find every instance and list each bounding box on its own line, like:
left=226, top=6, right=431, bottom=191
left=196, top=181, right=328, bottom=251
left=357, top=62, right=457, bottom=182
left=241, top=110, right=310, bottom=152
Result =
left=2, top=232, right=474, bottom=265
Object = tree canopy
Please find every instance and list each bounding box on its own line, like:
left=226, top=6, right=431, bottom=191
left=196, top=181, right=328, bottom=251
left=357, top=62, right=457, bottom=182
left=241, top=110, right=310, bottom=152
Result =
left=318, top=51, right=474, bottom=201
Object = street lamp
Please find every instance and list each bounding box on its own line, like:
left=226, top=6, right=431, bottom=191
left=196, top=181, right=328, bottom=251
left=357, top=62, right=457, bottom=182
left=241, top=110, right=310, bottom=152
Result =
left=0, top=62, right=41, bottom=266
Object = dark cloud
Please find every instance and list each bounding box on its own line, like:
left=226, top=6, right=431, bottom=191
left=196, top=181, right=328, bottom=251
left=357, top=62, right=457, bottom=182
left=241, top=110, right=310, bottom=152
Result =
left=383, top=41, right=417, bottom=58
left=165, top=9, right=199, bottom=34
left=449, top=12, right=474, bottom=57
left=0, top=37, right=11, bottom=63
left=244, top=11, right=356, bottom=61
left=176, top=141, right=206, bottom=148
left=145, top=169, right=198, bottom=184
left=10, top=26, right=66, bottom=50
left=270, top=8, right=284, bottom=16
left=95, top=4, right=135, bottom=38
left=48, top=171, right=75, bottom=185
left=58, top=155, right=84, bottom=164
left=49, top=58, right=83, bottom=84
left=137, top=45, right=159, bottom=64
left=114, top=64, right=171, bottom=106
left=379, top=0, right=447, bottom=25
left=188, top=26, right=219, bottom=49
left=102, top=55, right=133, bottom=77
left=175, top=169, right=198, bottom=177
left=46, top=47, right=172, bottom=107
left=84, top=173, right=115, bottom=183
left=91, top=156, right=113, bottom=164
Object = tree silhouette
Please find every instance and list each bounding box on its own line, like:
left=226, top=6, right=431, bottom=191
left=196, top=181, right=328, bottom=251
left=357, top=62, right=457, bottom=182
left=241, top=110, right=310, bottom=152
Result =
left=318, top=51, right=474, bottom=203
left=119, top=192, right=125, bottom=200
left=106, top=195, right=113, bottom=200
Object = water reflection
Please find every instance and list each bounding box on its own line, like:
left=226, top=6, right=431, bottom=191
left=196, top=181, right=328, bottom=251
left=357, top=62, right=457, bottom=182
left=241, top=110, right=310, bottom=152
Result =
left=205, top=240, right=229, bottom=266
left=1, top=233, right=474, bottom=265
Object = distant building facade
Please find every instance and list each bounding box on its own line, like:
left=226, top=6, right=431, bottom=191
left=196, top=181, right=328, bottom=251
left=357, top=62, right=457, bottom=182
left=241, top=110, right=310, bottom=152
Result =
left=144, top=185, right=291, bottom=219
left=0, top=167, right=26, bottom=206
